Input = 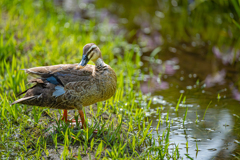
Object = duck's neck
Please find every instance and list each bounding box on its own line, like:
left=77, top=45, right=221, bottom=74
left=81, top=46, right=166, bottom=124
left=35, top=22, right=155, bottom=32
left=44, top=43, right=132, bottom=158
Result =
left=94, top=58, right=106, bottom=67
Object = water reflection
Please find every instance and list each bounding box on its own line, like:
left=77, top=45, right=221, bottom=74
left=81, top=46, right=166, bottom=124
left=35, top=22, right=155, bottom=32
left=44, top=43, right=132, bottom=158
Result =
left=140, top=76, right=169, bottom=94
left=205, top=69, right=226, bottom=88
left=213, top=46, right=240, bottom=65
left=231, top=84, right=240, bottom=101
left=149, top=95, right=238, bottom=159
left=140, top=45, right=240, bottom=159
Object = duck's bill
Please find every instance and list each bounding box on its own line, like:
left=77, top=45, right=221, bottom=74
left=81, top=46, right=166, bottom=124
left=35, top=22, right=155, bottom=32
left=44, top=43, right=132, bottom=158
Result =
left=77, top=54, right=90, bottom=69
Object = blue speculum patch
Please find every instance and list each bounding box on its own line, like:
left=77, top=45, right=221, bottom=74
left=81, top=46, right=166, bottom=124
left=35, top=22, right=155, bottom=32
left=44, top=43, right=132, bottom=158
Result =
left=46, top=76, right=59, bottom=85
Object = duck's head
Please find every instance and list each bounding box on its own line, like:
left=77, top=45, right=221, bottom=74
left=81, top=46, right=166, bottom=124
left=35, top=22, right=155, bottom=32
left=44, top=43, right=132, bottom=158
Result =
left=76, top=43, right=102, bottom=69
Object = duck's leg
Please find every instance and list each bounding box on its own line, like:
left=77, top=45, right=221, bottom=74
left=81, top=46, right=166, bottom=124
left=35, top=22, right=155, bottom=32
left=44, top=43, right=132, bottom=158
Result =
left=78, top=110, right=98, bottom=133
left=61, top=109, right=68, bottom=122
left=78, top=110, right=86, bottom=129
left=61, top=109, right=82, bottom=124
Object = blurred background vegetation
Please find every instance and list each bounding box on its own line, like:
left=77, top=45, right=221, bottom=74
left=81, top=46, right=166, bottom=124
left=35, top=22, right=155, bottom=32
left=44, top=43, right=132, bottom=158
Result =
left=1, top=0, right=240, bottom=159
left=97, top=0, right=240, bottom=48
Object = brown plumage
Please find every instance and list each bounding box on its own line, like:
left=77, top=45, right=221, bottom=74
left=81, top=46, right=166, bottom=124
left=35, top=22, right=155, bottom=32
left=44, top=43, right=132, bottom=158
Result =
left=11, top=43, right=117, bottom=128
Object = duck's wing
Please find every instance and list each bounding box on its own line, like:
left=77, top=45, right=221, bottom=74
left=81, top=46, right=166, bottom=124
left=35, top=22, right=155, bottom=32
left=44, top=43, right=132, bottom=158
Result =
left=11, top=64, right=94, bottom=109
left=25, top=64, right=94, bottom=86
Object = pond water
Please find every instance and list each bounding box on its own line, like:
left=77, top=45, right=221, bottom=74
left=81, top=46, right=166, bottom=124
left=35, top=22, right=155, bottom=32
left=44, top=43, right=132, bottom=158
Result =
left=139, top=45, right=240, bottom=159
left=142, top=49, right=240, bottom=159
left=56, top=0, right=240, bottom=159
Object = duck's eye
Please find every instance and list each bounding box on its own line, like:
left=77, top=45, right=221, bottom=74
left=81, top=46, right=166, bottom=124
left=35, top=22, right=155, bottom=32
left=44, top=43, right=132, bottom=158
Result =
left=87, top=45, right=97, bottom=54
left=88, top=51, right=94, bottom=59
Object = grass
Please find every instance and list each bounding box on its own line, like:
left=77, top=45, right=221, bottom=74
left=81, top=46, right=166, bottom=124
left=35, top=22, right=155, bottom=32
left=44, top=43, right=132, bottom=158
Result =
left=202, top=101, right=212, bottom=121
left=175, top=93, right=183, bottom=111
left=0, top=0, right=178, bottom=159
left=233, top=114, right=240, bottom=159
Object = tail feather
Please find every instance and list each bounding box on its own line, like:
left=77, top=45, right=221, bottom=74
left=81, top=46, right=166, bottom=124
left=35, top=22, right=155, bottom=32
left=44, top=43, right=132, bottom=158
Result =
left=16, top=84, right=38, bottom=97
left=11, top=96, right=36, bottom=105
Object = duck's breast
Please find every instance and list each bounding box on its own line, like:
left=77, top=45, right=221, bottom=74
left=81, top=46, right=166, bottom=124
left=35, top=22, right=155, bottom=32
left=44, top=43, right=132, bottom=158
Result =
left=82, top=65, right=117, bottom=106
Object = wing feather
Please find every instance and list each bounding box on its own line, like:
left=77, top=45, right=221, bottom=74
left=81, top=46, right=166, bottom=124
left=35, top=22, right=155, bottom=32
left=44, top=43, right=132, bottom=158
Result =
left=24, top=64, right=94, bottom=85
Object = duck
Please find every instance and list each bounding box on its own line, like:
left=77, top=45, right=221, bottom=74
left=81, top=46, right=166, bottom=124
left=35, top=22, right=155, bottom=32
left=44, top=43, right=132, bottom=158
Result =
left=11, top=43, right=117, bottom=129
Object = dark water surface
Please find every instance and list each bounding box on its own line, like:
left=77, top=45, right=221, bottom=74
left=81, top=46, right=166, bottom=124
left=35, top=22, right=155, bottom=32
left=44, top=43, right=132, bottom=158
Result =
left=56, top=0, right=240, bottom=159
